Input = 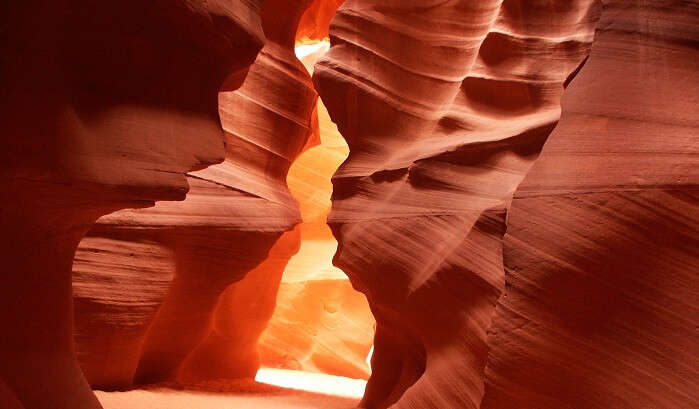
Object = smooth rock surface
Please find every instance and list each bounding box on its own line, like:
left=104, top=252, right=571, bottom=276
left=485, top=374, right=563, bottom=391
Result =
left=483, top=1, right=699, bottom=408
left=314, top=1, right=601, bottom=408
left=72, top=0, right=320, bottom=390
left=177, top=229, right=302, bottom=383
left=96, top=379, right=359, bottom=409
left=297, top=0, right=345, bottom=42
left=259, top=278, right=374, bottom=379
left=73, top=236, right=176, bottom=389
left=258, top=50, right=375, bottom=379
left=1, top=1, right=265, bottom=407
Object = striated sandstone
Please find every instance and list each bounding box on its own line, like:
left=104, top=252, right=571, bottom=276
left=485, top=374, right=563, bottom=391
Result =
left=176, top=229, right=302, bottom=383
left=72, top=0, right=319, bottom=390
left=297, top=0, right=345, bottom=42
left=3, top=0, right=696, bottom=407
left=482, top=1, right=699, bottom=408
left=314, top=1, right=601, bottom=408
left=0, top=1, right=265, bottom=407
left=73, top=235, right=175, bottom=389
left=254, top=35, right=374, bottom=380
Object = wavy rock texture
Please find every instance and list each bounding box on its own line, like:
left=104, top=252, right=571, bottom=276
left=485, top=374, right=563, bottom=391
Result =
left=0, top=1, right=264, bottom=408
left=314, top=1, right=601, bottom=408
left=177, top=228, right=302, bottom=383
left=259, top=277, right=374, bottom=379
left=482, top=1, right=699, bottom=408
left=72, top=0, right=319, bottom=389
left=254, top=39, right=374, bottom=380
left=297, top=0, right=345, bottom=42
left=73, top=235, right=175, bottom=389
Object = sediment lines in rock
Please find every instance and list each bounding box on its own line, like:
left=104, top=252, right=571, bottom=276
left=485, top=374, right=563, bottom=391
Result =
left=73, top=0, right=320, bottom=389
left=1, top=0, right=266, bottom=407
left=483, top=1, right=699, bottom=408
left=314, top=1, right=601, bottom=408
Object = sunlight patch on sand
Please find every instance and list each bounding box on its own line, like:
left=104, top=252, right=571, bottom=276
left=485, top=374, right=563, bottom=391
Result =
left=255, top=368, right=367, bottom=399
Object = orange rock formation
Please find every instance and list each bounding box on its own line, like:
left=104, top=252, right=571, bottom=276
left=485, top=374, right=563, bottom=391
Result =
left=0, top=1, right=265, bottom=407
left=2, top=1, right=697, bottom=408
left=314, top=1, right=602, bottom=407
left=72, top=0, right=319, bottom=389
left=483, top=1, right=699, bottom=407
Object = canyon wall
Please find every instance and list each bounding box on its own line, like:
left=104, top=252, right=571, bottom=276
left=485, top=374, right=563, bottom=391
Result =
left=314, top=0, right=606, bottom=408
left=482, top=1, right=699, bottom=408
left=72, top=0, right=320, bottom=389
left=297, top=0, right=345, bottom=42
left=2, top=0, right=696, bottom=407
left=317, top=0, right=697, bottom=408
left=257, top=37, right=375, bottom=380
left=0, top=1, right=265, bottom=408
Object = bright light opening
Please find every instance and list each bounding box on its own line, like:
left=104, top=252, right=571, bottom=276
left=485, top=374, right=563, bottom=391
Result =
left=255, top=368, right=367, bottom=399
left=255, top=39, right=375, bottom=394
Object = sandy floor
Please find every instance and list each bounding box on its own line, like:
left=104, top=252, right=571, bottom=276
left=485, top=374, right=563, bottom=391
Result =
left=96, top=378, right=360, bottom=409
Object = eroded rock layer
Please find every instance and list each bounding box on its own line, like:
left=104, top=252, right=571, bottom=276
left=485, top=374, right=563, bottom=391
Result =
left=72, top=0, right=318, bottom=390
left=483, top=1, right=699, bottom=408
left=314, top=1, right=601, bottom=408
left=177, top=228, right=302, bottom=383
left=256, top=47, right=375, bottom=379
left=259, top=278, right=374, bottom=379
left=73, top=235, right=175, bottom=389
left=1, top=1, right=265, bottom=407
left=297, top=0, right=345, bottom=42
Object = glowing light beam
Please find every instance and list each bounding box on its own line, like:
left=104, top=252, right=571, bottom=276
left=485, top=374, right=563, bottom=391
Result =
left=255, top=368, right=367, bottom=399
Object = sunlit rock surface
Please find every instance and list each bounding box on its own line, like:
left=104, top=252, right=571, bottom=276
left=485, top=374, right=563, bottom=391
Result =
left=252, top=36, right=374, bottom=380
left=260, top=278, right=373, bottom=379
left=0, top=0, right=265, bottom=407
left=314, top=0, right=601, bottom=408
left=2, top=0, right=696, bottom=407
left=72, top=0, right=317, bottom=391
left=297, top=0, right=345, bottom=42
left=482, top=1, right=699, bottom=408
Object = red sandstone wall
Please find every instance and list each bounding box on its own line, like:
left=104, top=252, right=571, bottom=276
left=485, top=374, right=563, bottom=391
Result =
left=72, top=0, right=321, bottom=391
left=0, top=1, right=266, bottom=407
left=297, top=0, right=345, bottom=42
left=483, top=1, right=699, bottom=407
left=2, top=1, right=696, bottom=408
left=316, top=1, right=698, bottom=408
left=313, top=1, right=602, bottom=408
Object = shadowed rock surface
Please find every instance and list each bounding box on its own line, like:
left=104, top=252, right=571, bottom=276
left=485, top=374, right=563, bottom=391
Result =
left=313, top=1, right=603, bottom=408
left=1, top=0, right=696, bottom=408
left=0, top=0, right=265, bottom=407
left=483, top=1, right=699, bottom=408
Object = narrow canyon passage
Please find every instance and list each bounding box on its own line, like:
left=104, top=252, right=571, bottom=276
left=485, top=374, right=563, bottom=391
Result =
left=1, top=1, right=696, bottom=409
left=256, top=40, right=375, bottom=387
left=86, top=1, right=378, bottom=406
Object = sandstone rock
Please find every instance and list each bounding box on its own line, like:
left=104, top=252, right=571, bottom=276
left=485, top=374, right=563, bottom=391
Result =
left=483, top=1, right=699, bottom=408
left=259, top=278, right=374, bottom=379
left=297, top=0, right=345, bottom=42
left=178, top=229, right=302, bottom=382
left=0, top=1, right=265, bottom=407
left=73, top=235, right=175, bottom=389
left=314, top=1, right=601, bottom=408
left=252, top=33, right=374, bottom=380
left=72, top=0, right=319, bottom=389
left=4, top=0, right=696, bottom=407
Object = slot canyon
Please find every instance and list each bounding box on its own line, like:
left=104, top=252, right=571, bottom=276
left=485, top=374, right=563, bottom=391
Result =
left=0, top=0, right=697, bottom=409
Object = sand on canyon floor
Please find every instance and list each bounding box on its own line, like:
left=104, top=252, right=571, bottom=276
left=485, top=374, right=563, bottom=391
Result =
left=96, top=370, right=364, bottom=409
